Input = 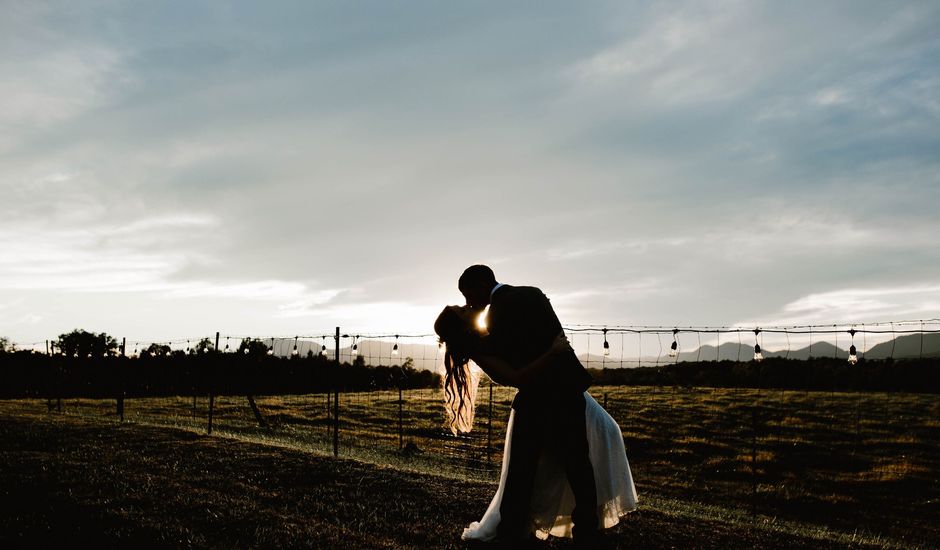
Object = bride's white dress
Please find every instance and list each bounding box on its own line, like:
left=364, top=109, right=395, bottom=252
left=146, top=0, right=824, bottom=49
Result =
left=462, top=391, right=638, bottom=541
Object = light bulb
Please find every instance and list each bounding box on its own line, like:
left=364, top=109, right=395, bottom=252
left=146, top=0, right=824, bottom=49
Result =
left=266, top=348, right=274, bottom=356
left=351, top=343, right=358, bottom=356
left=754, top=344, right=763, bottom=362
left=292, top=345, right=299, bottom=356
left=848, top=344, right=858, bottom=365
left=392, top=339, right=399, bottom=356
left=243, top=347, right=250, bottom=355
left=668, top=340, right=678, bottom=358
left=603, top=340, right=610, bottom=357
left=320, top=344, right=327, bottom=355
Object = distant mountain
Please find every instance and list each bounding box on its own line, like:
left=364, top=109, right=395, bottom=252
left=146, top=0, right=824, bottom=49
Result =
left=863, top=333, right=940, bottom=359
left=265, top=333, right=940, bottom=372
left=267, top=338, right=443, bottom=372
left=584, top=333, right=940, bottom=368
left=676, top=341, right=846, bottom=362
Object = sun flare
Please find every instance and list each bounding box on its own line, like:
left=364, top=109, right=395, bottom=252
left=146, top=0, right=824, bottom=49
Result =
left=475, top=306, right=489, bottom=332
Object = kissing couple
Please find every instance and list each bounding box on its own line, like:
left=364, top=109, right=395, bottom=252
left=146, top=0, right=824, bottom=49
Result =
left=435, top=265, right=637, bottom=546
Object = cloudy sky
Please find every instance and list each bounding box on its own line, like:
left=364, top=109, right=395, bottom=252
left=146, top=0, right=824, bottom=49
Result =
left=2, top=1, right=939, bottom=347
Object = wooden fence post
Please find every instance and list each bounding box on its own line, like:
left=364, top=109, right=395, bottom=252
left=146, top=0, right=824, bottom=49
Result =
left=247, top=395, right=267, bottom=428
left=117, top=337, right=125, bottom=422
left=333, top=326, right=340, bottom=458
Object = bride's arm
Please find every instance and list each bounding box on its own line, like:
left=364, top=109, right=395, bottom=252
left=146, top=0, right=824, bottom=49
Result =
left=473, top=333, right=571, bottom=388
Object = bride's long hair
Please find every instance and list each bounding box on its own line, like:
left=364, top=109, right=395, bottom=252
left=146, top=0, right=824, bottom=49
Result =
left=434, top=306, right=481, bottom=434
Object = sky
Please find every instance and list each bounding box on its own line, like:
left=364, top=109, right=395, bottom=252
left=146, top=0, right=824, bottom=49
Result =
left=2, top=1, right=939, bottom=349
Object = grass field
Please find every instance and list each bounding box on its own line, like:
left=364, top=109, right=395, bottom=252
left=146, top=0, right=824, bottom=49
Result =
left=2, top=385, right=938, bottom=548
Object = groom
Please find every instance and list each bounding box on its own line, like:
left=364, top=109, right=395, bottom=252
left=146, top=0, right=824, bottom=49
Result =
left=459, top=265, right=599, bottom=543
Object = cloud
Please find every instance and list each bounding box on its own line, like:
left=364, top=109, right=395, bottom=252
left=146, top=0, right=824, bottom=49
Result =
left=741, top=284, right=940, bottom=327
left=1, top=1, right=938, bottom=342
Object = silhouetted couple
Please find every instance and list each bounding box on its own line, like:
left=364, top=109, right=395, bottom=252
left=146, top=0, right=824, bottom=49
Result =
left=435, top=265, right=637, bottom=546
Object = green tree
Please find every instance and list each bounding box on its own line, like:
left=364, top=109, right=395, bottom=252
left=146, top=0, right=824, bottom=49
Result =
left=193, top=337, right=215, bottom=354
left=141, top=343, right=172, bottom=358
left=236, top=338, right=271, bottom=359
left=56, top=329, right=118, bottom=358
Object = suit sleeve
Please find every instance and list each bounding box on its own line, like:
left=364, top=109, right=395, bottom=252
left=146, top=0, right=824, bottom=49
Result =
left=533, top=289, right=563, bottom=353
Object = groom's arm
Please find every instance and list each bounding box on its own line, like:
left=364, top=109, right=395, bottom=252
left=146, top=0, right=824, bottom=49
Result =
left=474, top=333, right=572, bottom=387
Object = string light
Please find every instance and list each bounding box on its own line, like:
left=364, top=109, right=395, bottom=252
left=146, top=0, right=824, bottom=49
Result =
left=668, top=329, right=679, bottom=358
left=266, top=338, right=275, bottom=356
left=392, top=335, right=400, bottom=356
left=292, top=336, right=299, bottom=356
left=224, top=338, right=230, bottom=353
left=351, top=335, right=359, bottom=356
left=848, top=328, right=858, bottom=364
left=603, top=328, right=610, bottom=357
left=320, top=336, right=328, bottom=356
left=753, top=328, right=763, bottom=362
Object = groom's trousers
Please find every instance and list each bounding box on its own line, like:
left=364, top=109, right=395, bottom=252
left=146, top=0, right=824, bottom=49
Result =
left=497, top=391, right=599, bottom=540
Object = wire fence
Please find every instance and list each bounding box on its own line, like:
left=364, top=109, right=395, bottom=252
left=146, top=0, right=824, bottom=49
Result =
left=2, top=319, right=939, bottom=544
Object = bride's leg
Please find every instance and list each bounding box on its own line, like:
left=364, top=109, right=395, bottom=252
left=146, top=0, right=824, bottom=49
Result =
left=497, top=404, right=541, bottom=540
left=557, top=392, right=599, bottom=539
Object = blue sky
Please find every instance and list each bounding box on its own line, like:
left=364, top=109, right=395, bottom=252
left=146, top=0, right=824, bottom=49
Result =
left=2, top=1, right=939, bottom=347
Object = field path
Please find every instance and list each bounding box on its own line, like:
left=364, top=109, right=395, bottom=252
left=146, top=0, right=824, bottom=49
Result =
left=0, top=409, right=882, bottom=549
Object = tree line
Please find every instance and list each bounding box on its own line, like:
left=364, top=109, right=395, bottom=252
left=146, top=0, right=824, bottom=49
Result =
left=0, top=330, right=440, bottom=399
left=3, top=330, right=938, bottom=397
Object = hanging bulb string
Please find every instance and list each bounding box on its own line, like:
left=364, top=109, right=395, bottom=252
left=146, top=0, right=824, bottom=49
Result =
left=561, top=317, right=940, bottom=330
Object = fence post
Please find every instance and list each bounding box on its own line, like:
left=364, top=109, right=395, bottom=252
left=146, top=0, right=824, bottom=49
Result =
left=117, top=337, right=125, bottom=422
left=333, top=326, right=340, bottom=458
left=207, top=394, right=214, bottom=434
left=205, top=331, right=222, bottom=434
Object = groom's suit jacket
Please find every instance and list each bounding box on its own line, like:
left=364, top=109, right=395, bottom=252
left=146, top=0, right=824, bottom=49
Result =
left=483, top=284, right=592, bottom=410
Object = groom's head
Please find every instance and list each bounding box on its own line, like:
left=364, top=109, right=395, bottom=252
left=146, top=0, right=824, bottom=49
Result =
left=459, top=264, right=498, bottom=310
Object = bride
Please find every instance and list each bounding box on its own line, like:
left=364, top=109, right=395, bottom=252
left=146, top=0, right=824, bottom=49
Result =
left=434, top=305, right=638, bottom=542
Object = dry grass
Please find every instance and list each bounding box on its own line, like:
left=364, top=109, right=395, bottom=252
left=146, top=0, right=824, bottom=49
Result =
left=2, top=384, right=938, bottom=548
left=0, top=409, right=913, bottom=549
